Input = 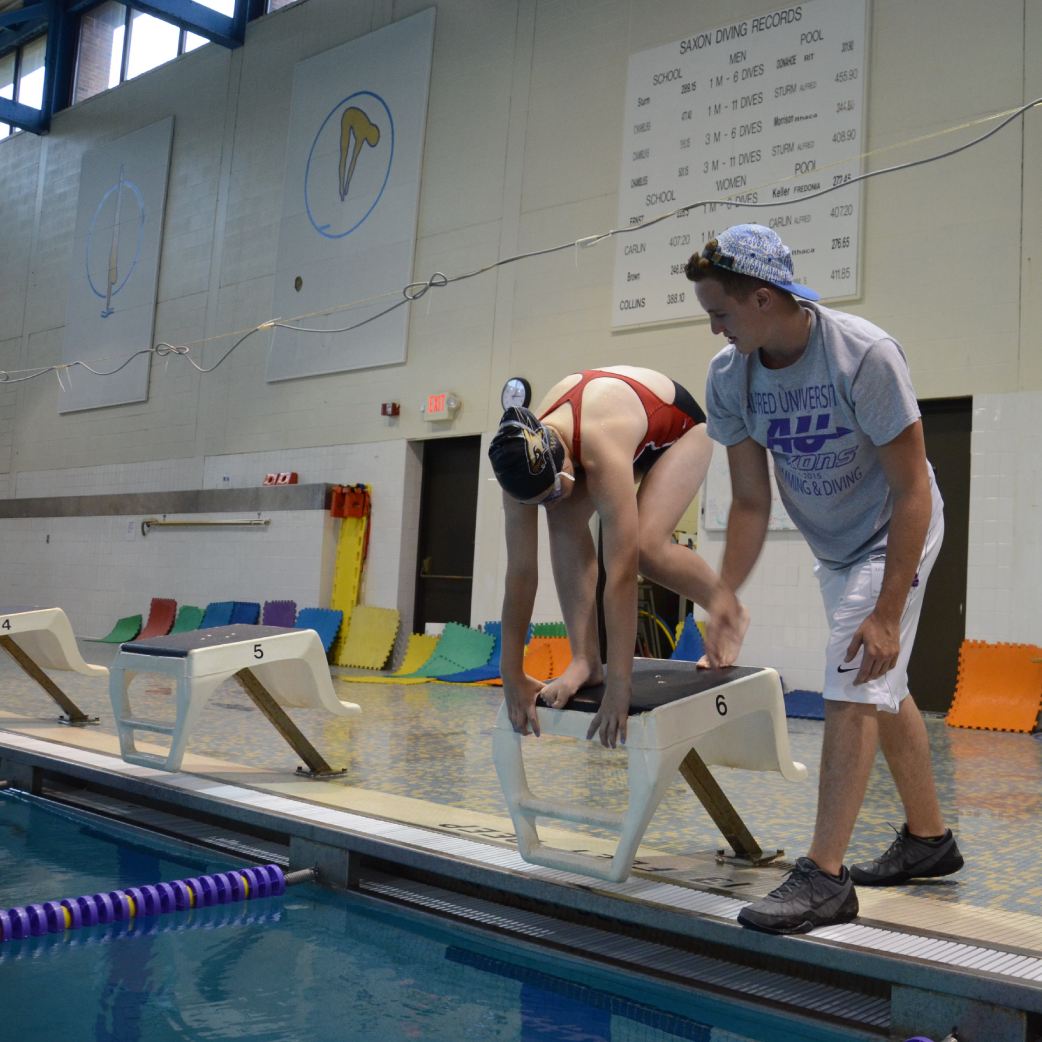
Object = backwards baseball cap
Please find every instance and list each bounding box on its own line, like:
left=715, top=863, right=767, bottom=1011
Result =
left=488, top=407, right=565, bottom=502
left=711, top=224, right=820, bottom=301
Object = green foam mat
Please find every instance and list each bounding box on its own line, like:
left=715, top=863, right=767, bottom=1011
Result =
left=399, top=622, right=495, bottom=678
left=91, top=614, right=143, bottom=643
left=531, top=621, right=567, bottom=637
left=168, top=605, right=205, bottom=634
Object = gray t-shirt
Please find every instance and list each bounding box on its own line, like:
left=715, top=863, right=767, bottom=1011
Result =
left=705, top=303, right=932, bottom=569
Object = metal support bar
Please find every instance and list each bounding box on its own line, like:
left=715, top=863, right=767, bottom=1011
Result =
left=678, top=747, right=780, bottom=866
left=0, top=635, right=98, bottom=725
left=141, top=518, right=269, bottom=535
left=0, top=5, right=47, bottom=30
left=0, top=95, right=46, bottom=133
left=233, top=668, right=345, bottom=778
left=45, top=0, right=80, bottom=117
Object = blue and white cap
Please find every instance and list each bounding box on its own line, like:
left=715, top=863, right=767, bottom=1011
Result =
left=711, top=224, right=820, bottom=301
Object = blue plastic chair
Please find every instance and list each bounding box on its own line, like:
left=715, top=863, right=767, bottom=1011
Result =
left=199, top=601, right=234, bottom=629
left=229, top=601, right=260, bottom=625
left=295, top=608, right=343, bottom=655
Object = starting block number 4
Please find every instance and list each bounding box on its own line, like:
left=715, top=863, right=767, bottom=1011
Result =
left=2, top=620, right=10, bottom=630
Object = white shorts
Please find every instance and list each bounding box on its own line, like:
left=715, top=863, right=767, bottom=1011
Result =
left=815, top=498, right=944, bottom=713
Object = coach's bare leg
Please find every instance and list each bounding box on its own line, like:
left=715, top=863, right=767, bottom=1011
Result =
left=877, top=695, right=945, bottom=837
left=806, top=701, right=879, bottom=876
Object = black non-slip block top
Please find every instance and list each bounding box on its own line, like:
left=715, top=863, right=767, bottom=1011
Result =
left=560, top=660, right=766, bottom=715
left=0, top=607, right=43, bottom=616
left=121, top=625, right=296, bottom=658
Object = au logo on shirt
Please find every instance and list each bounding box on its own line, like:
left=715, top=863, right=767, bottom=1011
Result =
left=767, top=413, right=853, bottom=455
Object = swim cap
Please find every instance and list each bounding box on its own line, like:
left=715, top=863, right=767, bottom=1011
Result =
left=488, top=407, right=565, bottom=501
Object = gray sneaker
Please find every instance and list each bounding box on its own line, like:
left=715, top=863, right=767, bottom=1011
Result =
left=849, top=824, right=964, bottom=886
left=737, top=857, right=859, bottom=935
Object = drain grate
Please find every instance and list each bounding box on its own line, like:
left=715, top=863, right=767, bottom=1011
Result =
left=362, top=876, right=891, bottom=1032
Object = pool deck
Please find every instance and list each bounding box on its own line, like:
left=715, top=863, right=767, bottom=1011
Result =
left=1, top=642, right=1040, bottom=1040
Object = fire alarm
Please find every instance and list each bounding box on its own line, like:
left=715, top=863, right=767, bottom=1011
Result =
left=381, top=402, right=400, bottom=416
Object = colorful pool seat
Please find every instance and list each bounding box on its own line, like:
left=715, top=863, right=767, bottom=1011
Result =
left=493, top=658, right=806, bottom=883
left=109, top=624, right=360, bottom=775
left=0, top=606, right=106, bottom=725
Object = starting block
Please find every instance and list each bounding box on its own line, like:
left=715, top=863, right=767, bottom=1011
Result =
left=109, top=624, right=360, bottom=775
left=493, top=659, right=806, bottom=883
left=0, top=606, right=105, bottom=725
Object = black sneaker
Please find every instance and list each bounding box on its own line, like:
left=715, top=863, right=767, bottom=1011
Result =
left=849, top=824, right=964, bottom=887
left=737, top=857, right=859, bottom=935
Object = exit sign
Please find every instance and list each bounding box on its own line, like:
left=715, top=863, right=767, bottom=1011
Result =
left=422, top=392, right=460, bottom=419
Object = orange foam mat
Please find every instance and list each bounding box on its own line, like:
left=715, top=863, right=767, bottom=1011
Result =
left=467, top=635, right=572, bottom=687
left=946, top=640, right=1042, bottom=733
left=544, top=636, right=573, bottom=679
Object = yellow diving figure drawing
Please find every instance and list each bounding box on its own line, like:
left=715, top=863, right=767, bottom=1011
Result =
left=338, top=107, right=380, bottom=201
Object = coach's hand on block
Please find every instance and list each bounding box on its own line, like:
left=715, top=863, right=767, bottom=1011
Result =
left=706, top=585, right=750, bottom=669
left=503, top=673, right=546, bottom=736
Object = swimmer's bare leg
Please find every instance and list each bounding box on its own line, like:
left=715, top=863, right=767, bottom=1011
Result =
left=542, top=480, right=603, bottom=708
left=635, top=425, right=751, bottom=666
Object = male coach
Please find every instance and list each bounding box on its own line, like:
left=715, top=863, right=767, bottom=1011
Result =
left=686, top=224, right=963, bottom=934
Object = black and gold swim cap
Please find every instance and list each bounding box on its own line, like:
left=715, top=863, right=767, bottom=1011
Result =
left=488, top=407, right=564, bottom=501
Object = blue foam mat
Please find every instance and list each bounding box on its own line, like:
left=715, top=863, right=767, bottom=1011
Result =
left=295, top=608, right=343, bottom=655
left=785, top=689, right=826, bottom=719
left=671, top=613, right=706, bottom=662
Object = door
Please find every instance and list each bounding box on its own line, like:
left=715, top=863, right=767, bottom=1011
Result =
left=414, top=435, right=481, bottom=632
left=907, top=397, right=971, bottom=713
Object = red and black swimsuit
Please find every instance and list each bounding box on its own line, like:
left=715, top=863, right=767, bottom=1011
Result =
left=539, top=370, right=706, bottom=472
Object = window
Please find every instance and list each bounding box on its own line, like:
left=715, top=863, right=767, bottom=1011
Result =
left=267, top=0, right=302, bottom=11
left=0, top=36, right=47, bottom=140
left=73, top=2, right=125, bottom=104
left=0, top=51, right=13, bottom=140
left=74, top=0, right=237, bottom=105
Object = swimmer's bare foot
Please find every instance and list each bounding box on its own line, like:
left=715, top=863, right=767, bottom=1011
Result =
left=539, top=659, right=604, bottom=709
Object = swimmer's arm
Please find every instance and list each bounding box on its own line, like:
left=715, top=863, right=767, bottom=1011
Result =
left=845, top=421, right=932, bottom=685
left=583, top=448, right=639, bottom=747
left=501, top=492, right=539, bottom=681
left=707, top=439, right=771, bottom=666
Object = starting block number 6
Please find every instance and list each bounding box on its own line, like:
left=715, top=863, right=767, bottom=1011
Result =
left=253, top=643, right=264, bottom=659
left=716, top=694, right=728, bottom=716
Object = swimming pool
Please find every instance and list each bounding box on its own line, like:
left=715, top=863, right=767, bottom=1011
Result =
left=0, top=791, right=859, bottom=1042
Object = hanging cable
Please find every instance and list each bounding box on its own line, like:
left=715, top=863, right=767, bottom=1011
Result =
left=0, top=97, right=1038, bottom=387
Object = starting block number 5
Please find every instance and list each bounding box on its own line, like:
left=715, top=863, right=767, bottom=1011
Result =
left=253, top=643, right=264, bottom=659
left=716, top=694, right=728, bottom=716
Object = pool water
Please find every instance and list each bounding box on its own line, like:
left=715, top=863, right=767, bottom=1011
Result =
left=0, top=792, right=845, bottom=1042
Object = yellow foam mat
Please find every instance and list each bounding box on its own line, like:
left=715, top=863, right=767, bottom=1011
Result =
left=343, top=633, right=440, bottom=684
left=335, top=606, right=401, bottom=669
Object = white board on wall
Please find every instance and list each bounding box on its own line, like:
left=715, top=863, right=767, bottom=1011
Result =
left=266, top=9, right=436, bottom=383
left=59, top=118, right=173, bottom=413
left=612, top=0, right=868, bottom=328
left=702, top=438, right=796, bottom=531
